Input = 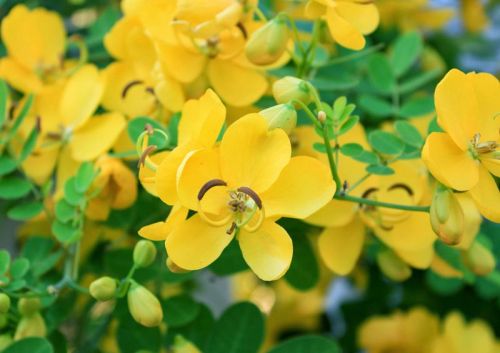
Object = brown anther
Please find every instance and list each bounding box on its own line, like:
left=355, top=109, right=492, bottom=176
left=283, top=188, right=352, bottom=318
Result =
left=237, top=186, right=262, bottom=209
left=236, top=22, right=248, bottom=39
left=145, top=87, right=156, bottom=96
left=35, top=116, right=41, bottom=132
left=362, top=187, right=378, bottom=199
left=122, top=80, right=144, bottom=99
left=226, top=222, right=237, bottom=235
left=388, top=183, right=414, bottom=196
left=46, top=132, right=62, bottom=140
left=198, top=179, right=228, bottom=201
left=144, top=123, right=154, bottom=135
left=138, top=145, right=157, bottom=168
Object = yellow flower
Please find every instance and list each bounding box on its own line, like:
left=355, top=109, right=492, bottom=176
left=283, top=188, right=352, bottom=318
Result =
left=461, top=0, right=490, bottom=33
left=165, top=114, right=335, bottom=280
left=305, top=0, right=379, bottom=50
left=86, top=156, right=138, bottom=221
left=432, top=312, right=500, bottom=353
left=0, top=5, right=65, bottom=93
left=422, top=69, right=500, bottom=222
left=359, top=307, right=440, bottom=353
left=377, top=0, right=454, bottom=31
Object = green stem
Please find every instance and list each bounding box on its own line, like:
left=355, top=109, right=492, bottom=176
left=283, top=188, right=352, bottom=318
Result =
left=335, top=194, right=430, bottom=213
left=321, top=43, right=385, bottom=67
left=347, top=173, right=371, bottom=193
left=290, top=99, right=321, bottom=128
left=322, top=124, right=342, bottom=189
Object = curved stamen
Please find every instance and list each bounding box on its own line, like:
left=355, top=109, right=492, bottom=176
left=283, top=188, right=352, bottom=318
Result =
left=197, top=205, right=232, bottom=227
left=362, top=187, right=379, bottom=199
left=388, top=183, right=414, bottom=196
left=243, top=207, right=266, bottom=233
left=122, top=80, right=144, bottom=99
left=198, top=179, right=228, bottom=201
left=237, top=186, right=262, bottom=209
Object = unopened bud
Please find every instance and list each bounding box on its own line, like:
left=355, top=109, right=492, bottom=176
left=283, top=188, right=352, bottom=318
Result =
left=464, top=242, right=495, bottom=276
left=127, top=281, right=163, bottom=327
left=14, top=312, right=46, bottom=340
left=0, top=314, right=7, bottom=329
left=260, top=103, right=297, bottom=134
left=18, top=298, right=41, bottom=317
left=173, top=335, right=202, bottom=353
left=273, top=76, right=313, bottom=105
left=89, top=277, right=117, bottom=302
left=317, top=111, right=327, bottom=123
left=0, top=294, right=10, bottom=314
left=376, top=249, right=411, bottom=282
left=133, top=240, right=157, bottom=268
left=245, top=14, right=289, bottom=65
left=0, top=333, right=12, bottom=351
left=166, top=258, right=190, bottom=274
left=430, top=189, right=464, bottom=245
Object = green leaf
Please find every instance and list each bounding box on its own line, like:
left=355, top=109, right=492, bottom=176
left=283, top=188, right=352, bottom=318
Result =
left=18, top=120, right=40, bottom=162
left=206, top=302, right=264, bottom=353
left=0, top=156, right=16, bottom=176
left=0, top=79, right=8, bottom=128
left=399, top=96, right=434, bottom=118
left=55, top=199, right=78, bottom=223
left=52, top=220, right=81, bottom=244
left=87, top=7, right=122, bottom=43
left=426, top=270, right=463, bottom=296
left=0, top=250, right=10, bottom=274
left=390, top=32, right=423, bottom=77
left=210, top=239, right=248, bottom=275
left=366, top=164, right=395, bottom=175
left=268, top=335, right=340, bottom=353
left=0, top=177, right=32, bottom=199
left=163, top=295, right=201, bottom=328
left=340, top=143, right=364, bottom=157
left=6, top=278, right=26, bottom=291
left=166, top=303, right=215, bottom=350
left=338, top=116, right=359, bottom=136
left=284, top=220, right=319, bottom=291
left=128, top=117, right=169, bottom=149
left=399, top=68, right=442, bottom=95
left=313, top=142, right=326, bottom=154
left=63, top=177, right=85, bottom=207
left=358, top=94, right=394, bottom=118
left=21, top=237, right=62, bottom=278
left=2, top=337, right=54, bottom=353
left=7, top=201, right=44, bottom=220
left=75, top=162, right=95, bottom=193
left=117, top=309, right=161, bottom=353
left=368, top=130, right=405, bottom=155
left=167, top=113, right=181, bottom=147
left=394, top=121, right=424, bottom=148
left=10, top=257, right=30, bottom=279
left=367, top=54, right=396, bottom=93
left=6, top=95, right=34, bottom=142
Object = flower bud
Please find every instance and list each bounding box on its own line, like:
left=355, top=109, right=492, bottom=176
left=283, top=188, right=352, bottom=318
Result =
left=166, top=258, right=190, bottom=274
left=18, top=298, right=41, bottom=317
left=272, top=76, right=313, bottom=105
left=0, top=333, right=12, bottom=351
left=89, top=277, right=117, bottom=302
left=127, top=281, right=163, bottom=327
left=430, top=189, right=464, bottom=245
left=0, top=294, right=10, bottom=314
left=464, top=242, right=495, bottom=276
left=0, top=314, right=7, bottom=329
left=376, top=249, right=411, bottom=282
left=133, top=240, right=157, bottom=268
left=259, top=103, right=297, bottom=134
left=14, top=312, right=46, bottom=340
left=245, top=14, right=289, bottom=65
left=173, top=335, right=202, bottom=353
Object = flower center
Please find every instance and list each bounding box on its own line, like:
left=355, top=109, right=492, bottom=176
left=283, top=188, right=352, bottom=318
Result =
left=470, top=133, right=498, bottom=158
left=197, top=180, right=265, bottom=234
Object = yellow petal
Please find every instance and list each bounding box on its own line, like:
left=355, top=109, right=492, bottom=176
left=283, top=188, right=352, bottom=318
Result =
left=318, top=218, right=365, bottom=275
left=55, top=146, right=81, bottom=199
left=60, top=65, right=105, bottom=129
left=177, top=148, right=222, bottom=211
left=395, top=246, right=434, bottom=269
left=35, top=82, right=66, bottom=133
left=455, top=193, right=482, bottom=250
left=139, top=151, right=169, bottom=196
left=106, top=158, right=137, bottom=209
left=178, top=89, right=226, bottom=147
left=0, top=58, right=42, bottom=94
left=435, top=69, right=479, bottom=150
left=374, top=212, right=437, bottom=252
left=239, top=221, right=293, bottom=281
left=175, top=0, right=233, bottom=26
left=220, top=114, right=291, bottom=192
left=70, top=112, right=126, bottom=161
left=326, top=7, right=365, bottom=50
left=166, top=214, right=232, bottom=270
left=207, top=58, right=268, bottom=107
left=154, top=77, right=185, bottom=113
left=101, top=62, right=156, bottom=117
left=422, top=132, right=478, bottom=191
left=306, top=199, right=358, bottom=228
left=261, top=156, right=336, bottom=219
left=21, top=143, right=60, bottom=185
left=156, top=42, right=206, bottom=83
left=155, top=144, right=192, bottom=205
left=467, top=72, right=500, bottom=143
left=468, top=165, right=500, bottom=223
left=139, top=205, right=188, bottom=241
left=335, top=2, right=379, bottom=35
